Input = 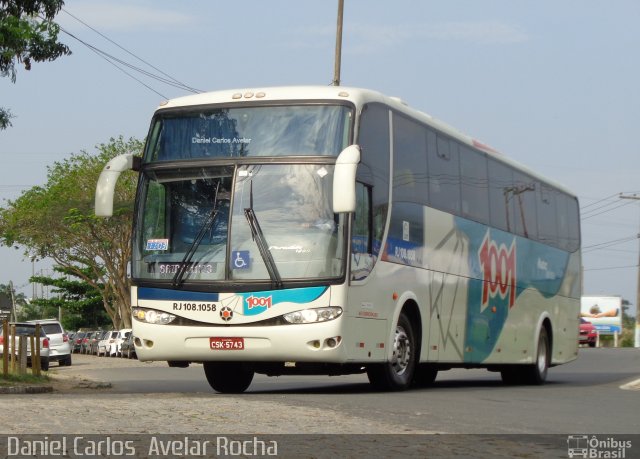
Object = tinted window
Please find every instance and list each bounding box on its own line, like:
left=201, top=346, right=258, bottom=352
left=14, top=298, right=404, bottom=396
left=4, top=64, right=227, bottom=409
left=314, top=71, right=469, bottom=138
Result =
left=512, top=172, right=538, bottom=240
left=146, top=105, right=352, bottom=160
left=41, top=324, right=63, bottom=335
left=460, top=146, right=489, bottom=223
left=358, top=103, right=390, bottom=257
left=428, top=134, right=460, bottom=214
left=488, top=159, right=515, bottom=232
left=393, top=114, right=428, bottom=204
left=537, top=184, right=558, bottom=245
left=557, top=193, right=580, bottom=252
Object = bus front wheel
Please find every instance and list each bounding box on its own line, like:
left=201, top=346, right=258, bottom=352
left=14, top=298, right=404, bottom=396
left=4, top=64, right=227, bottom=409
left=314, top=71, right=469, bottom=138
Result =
left=203, top=362, right=254, bottom=393
left=367, top=312, right=417, bottom=391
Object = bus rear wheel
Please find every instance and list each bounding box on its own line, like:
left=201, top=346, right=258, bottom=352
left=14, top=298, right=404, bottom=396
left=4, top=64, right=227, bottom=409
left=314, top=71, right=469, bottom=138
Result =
left=501, top=326, right=550, bottom=385
left=203, top=362, right=254, bottom=393
left=367, top=312, right=416, bottom=391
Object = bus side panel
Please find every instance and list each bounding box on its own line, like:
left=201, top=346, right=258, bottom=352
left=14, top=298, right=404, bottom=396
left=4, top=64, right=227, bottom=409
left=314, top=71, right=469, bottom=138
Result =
left=342, top=316, right=388, bottom=362
left=421, top=209, right=469, bottom=363
left=453, top=216, right=579, bottom=365
left=381, top=207, right=580, bottom=366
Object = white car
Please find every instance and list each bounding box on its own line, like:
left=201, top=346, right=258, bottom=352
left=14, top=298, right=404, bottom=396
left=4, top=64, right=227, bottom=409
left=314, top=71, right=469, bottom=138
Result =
left=0, top=322, right=51, bottom=371
left=97, top=330, right=117, bottom=357
left=113, top=329, right=132, bottom=357
left=27, top=319, right=72, bottom=366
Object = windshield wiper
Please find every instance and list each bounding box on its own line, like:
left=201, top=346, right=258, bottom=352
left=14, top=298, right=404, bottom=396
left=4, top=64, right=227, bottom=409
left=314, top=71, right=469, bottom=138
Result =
left=244, top=181, right=283, bottom=289
left=172, top=183, right=221, bottom=288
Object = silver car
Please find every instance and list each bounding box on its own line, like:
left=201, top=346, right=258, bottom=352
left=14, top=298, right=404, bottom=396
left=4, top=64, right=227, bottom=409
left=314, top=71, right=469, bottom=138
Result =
left=0, top=322, right=51, bottom=371
left=27, top=319, right=72, bottom=366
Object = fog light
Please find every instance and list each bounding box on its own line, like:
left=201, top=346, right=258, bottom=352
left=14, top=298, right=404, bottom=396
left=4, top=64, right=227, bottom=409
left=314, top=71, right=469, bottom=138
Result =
left=325, top=336, right=341, bottom=348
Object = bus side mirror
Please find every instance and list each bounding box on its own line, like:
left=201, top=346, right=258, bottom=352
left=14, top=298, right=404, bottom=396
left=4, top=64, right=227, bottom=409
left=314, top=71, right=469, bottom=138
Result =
left=333, top=145, right=361, bottom=213
left=95, top=154, right=140, bottom=217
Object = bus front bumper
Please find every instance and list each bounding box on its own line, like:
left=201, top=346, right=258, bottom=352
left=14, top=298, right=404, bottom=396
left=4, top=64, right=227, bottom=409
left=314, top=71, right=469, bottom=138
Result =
left=132, top=319, right=347, bottom=363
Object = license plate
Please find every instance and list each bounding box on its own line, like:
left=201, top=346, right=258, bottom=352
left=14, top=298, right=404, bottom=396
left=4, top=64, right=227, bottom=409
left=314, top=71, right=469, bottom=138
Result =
left=210, top=337, right=244, bottom=350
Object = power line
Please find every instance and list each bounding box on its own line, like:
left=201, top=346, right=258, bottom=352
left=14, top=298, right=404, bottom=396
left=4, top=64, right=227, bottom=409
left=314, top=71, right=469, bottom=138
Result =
left=59, top=26, right=168, bottom=99
left=582, top=199, right=636, bottom=220
left=581, top=192, right=621, bottom=210
left=584, top=264, right=638, bottom=272
left=61, top=8, right=201, bottom=94
left=583, top=235, right=638, bottom=253
left=39, top=11, right=203, bottom=99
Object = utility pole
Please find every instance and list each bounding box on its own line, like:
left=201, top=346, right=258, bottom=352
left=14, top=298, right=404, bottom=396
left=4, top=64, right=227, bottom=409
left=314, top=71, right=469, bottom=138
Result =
left=619, top=193, right=640, bottom=348
left=9, top=281, right=16, bottom=322
left=332, top=0, right=344, bottom=86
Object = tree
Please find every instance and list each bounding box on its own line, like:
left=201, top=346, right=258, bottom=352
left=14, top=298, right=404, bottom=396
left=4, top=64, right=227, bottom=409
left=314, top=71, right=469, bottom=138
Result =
left=0, top=282, right=26, bottom=320
left=0, top=136, right=141, bottom=328
left=27, top=265, right=111, bottom=331
left=0, top=0, right=71, bottom=129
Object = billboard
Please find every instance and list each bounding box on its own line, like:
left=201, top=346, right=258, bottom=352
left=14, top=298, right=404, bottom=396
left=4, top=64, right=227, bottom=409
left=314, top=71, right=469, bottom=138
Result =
left=580, top=295, right=623, bottom=335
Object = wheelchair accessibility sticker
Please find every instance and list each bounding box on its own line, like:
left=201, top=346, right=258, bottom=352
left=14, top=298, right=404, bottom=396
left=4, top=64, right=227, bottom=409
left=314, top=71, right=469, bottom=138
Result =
left=232, top=250, right=251, bottom=269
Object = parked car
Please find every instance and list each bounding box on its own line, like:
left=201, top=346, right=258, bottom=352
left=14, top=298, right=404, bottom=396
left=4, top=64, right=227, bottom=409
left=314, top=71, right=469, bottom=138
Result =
left=72, top=331, right=88, bottom=353
left=113, top=329, right=132, bottom=357
left=97, top=330, right=117, bottom=357
left=580, top=318, right=597, bottom=347
left=80, top=331, right=97, bottom=354
left=27, top=319, right=72, bottom=366
left=88, top=330, right=107, bottom=355
left=68, top=332, right=76, bottom=348
left=0, top=322, right=50, bottom=371
left=120, top=333, right=136, bottom=359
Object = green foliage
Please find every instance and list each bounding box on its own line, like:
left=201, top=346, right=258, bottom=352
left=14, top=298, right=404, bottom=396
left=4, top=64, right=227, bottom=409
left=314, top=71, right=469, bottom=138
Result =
left=0, top=107, right=13, bottom=129
left=620, top=313, right=635, bottom=347
left=0, top=136, right=142, bottom=328
left=21, top=265, right=111, bottom=330
left=0, top=0, right=71, bottom=129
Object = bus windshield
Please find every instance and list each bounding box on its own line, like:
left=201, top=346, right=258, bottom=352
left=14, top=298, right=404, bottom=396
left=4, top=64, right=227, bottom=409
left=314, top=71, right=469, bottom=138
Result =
left=133, top=163, right=346, bottom=286
left=145, top=104, right=352, bottom=161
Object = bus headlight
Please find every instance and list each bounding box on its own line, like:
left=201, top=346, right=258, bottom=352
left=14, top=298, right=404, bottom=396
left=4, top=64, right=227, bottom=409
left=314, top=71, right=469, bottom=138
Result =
left=283, top=307, right=342, bottom=324
left=133, top=308, right=176, bottom=325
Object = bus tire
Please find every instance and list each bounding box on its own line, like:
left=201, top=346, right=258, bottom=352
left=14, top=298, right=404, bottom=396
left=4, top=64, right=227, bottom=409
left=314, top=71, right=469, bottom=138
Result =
left=414, top=364, right=438, bottom=387
left=523, top=326, right=550, bottom=385
left=367, top=312, right=416, bottom=391
left=501, top=326, right=550, bottom=385
left=203, top=362, right=254, bottom=394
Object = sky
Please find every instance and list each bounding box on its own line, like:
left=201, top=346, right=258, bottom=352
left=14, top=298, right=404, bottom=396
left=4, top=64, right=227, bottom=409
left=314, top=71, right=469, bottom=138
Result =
left=1, top=0, right=640, bottom=316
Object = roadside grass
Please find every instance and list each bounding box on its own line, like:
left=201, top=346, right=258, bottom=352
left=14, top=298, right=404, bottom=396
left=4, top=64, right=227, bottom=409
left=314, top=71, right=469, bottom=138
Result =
left=0, top=371, right=50, bottom=386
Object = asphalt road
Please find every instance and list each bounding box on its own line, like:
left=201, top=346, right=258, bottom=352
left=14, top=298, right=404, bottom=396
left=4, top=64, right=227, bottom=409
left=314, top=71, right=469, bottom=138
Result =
left=1, top=348, right=637, bottom=458
left=50, top=347, right=639, bottom=435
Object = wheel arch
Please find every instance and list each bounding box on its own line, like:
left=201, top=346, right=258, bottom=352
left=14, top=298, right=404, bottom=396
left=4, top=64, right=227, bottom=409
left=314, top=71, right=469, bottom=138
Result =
left=386, top=292, right=423, bottom=362
left=534, top=313, right=553, bottom=362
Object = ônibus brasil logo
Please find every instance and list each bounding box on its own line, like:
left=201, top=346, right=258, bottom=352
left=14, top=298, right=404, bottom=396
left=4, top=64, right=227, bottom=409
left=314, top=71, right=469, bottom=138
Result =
left=478, top=231, right=517, bottom=310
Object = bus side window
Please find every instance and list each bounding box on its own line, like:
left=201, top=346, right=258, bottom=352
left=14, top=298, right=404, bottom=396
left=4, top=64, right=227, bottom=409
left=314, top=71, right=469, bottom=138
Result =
left=351, top=182, right=374, bottom=280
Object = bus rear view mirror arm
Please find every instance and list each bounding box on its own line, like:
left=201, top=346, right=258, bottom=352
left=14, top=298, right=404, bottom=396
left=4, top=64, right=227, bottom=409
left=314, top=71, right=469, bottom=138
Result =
left=333, top=145, right=361, bottom=213
left=95, top=153, right=141, bottom=217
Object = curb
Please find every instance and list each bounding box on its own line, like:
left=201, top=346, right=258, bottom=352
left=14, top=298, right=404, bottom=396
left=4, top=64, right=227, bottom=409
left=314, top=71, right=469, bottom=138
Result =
left=620, top=378, right=640, bottom=391
left=0, top=385, right=54, bottom=394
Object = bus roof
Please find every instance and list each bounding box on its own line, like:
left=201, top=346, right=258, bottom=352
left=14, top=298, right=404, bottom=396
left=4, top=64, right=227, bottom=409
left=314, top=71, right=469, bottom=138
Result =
left=157, top=86, right=576, bottom=197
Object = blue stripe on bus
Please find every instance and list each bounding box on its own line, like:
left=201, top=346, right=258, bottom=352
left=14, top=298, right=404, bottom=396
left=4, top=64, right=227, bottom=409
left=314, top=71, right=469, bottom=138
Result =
left=239, top=286, right=329, bottom=316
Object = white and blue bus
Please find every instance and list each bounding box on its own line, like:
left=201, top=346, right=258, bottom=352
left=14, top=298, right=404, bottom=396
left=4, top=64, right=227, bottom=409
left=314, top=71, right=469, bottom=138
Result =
left=95, top=86, right=581, bottom=393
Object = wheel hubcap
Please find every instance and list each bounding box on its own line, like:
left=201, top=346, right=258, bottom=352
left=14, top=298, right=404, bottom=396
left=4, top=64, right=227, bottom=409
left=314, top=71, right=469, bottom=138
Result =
left=391, top=325, right=411, bottom=376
